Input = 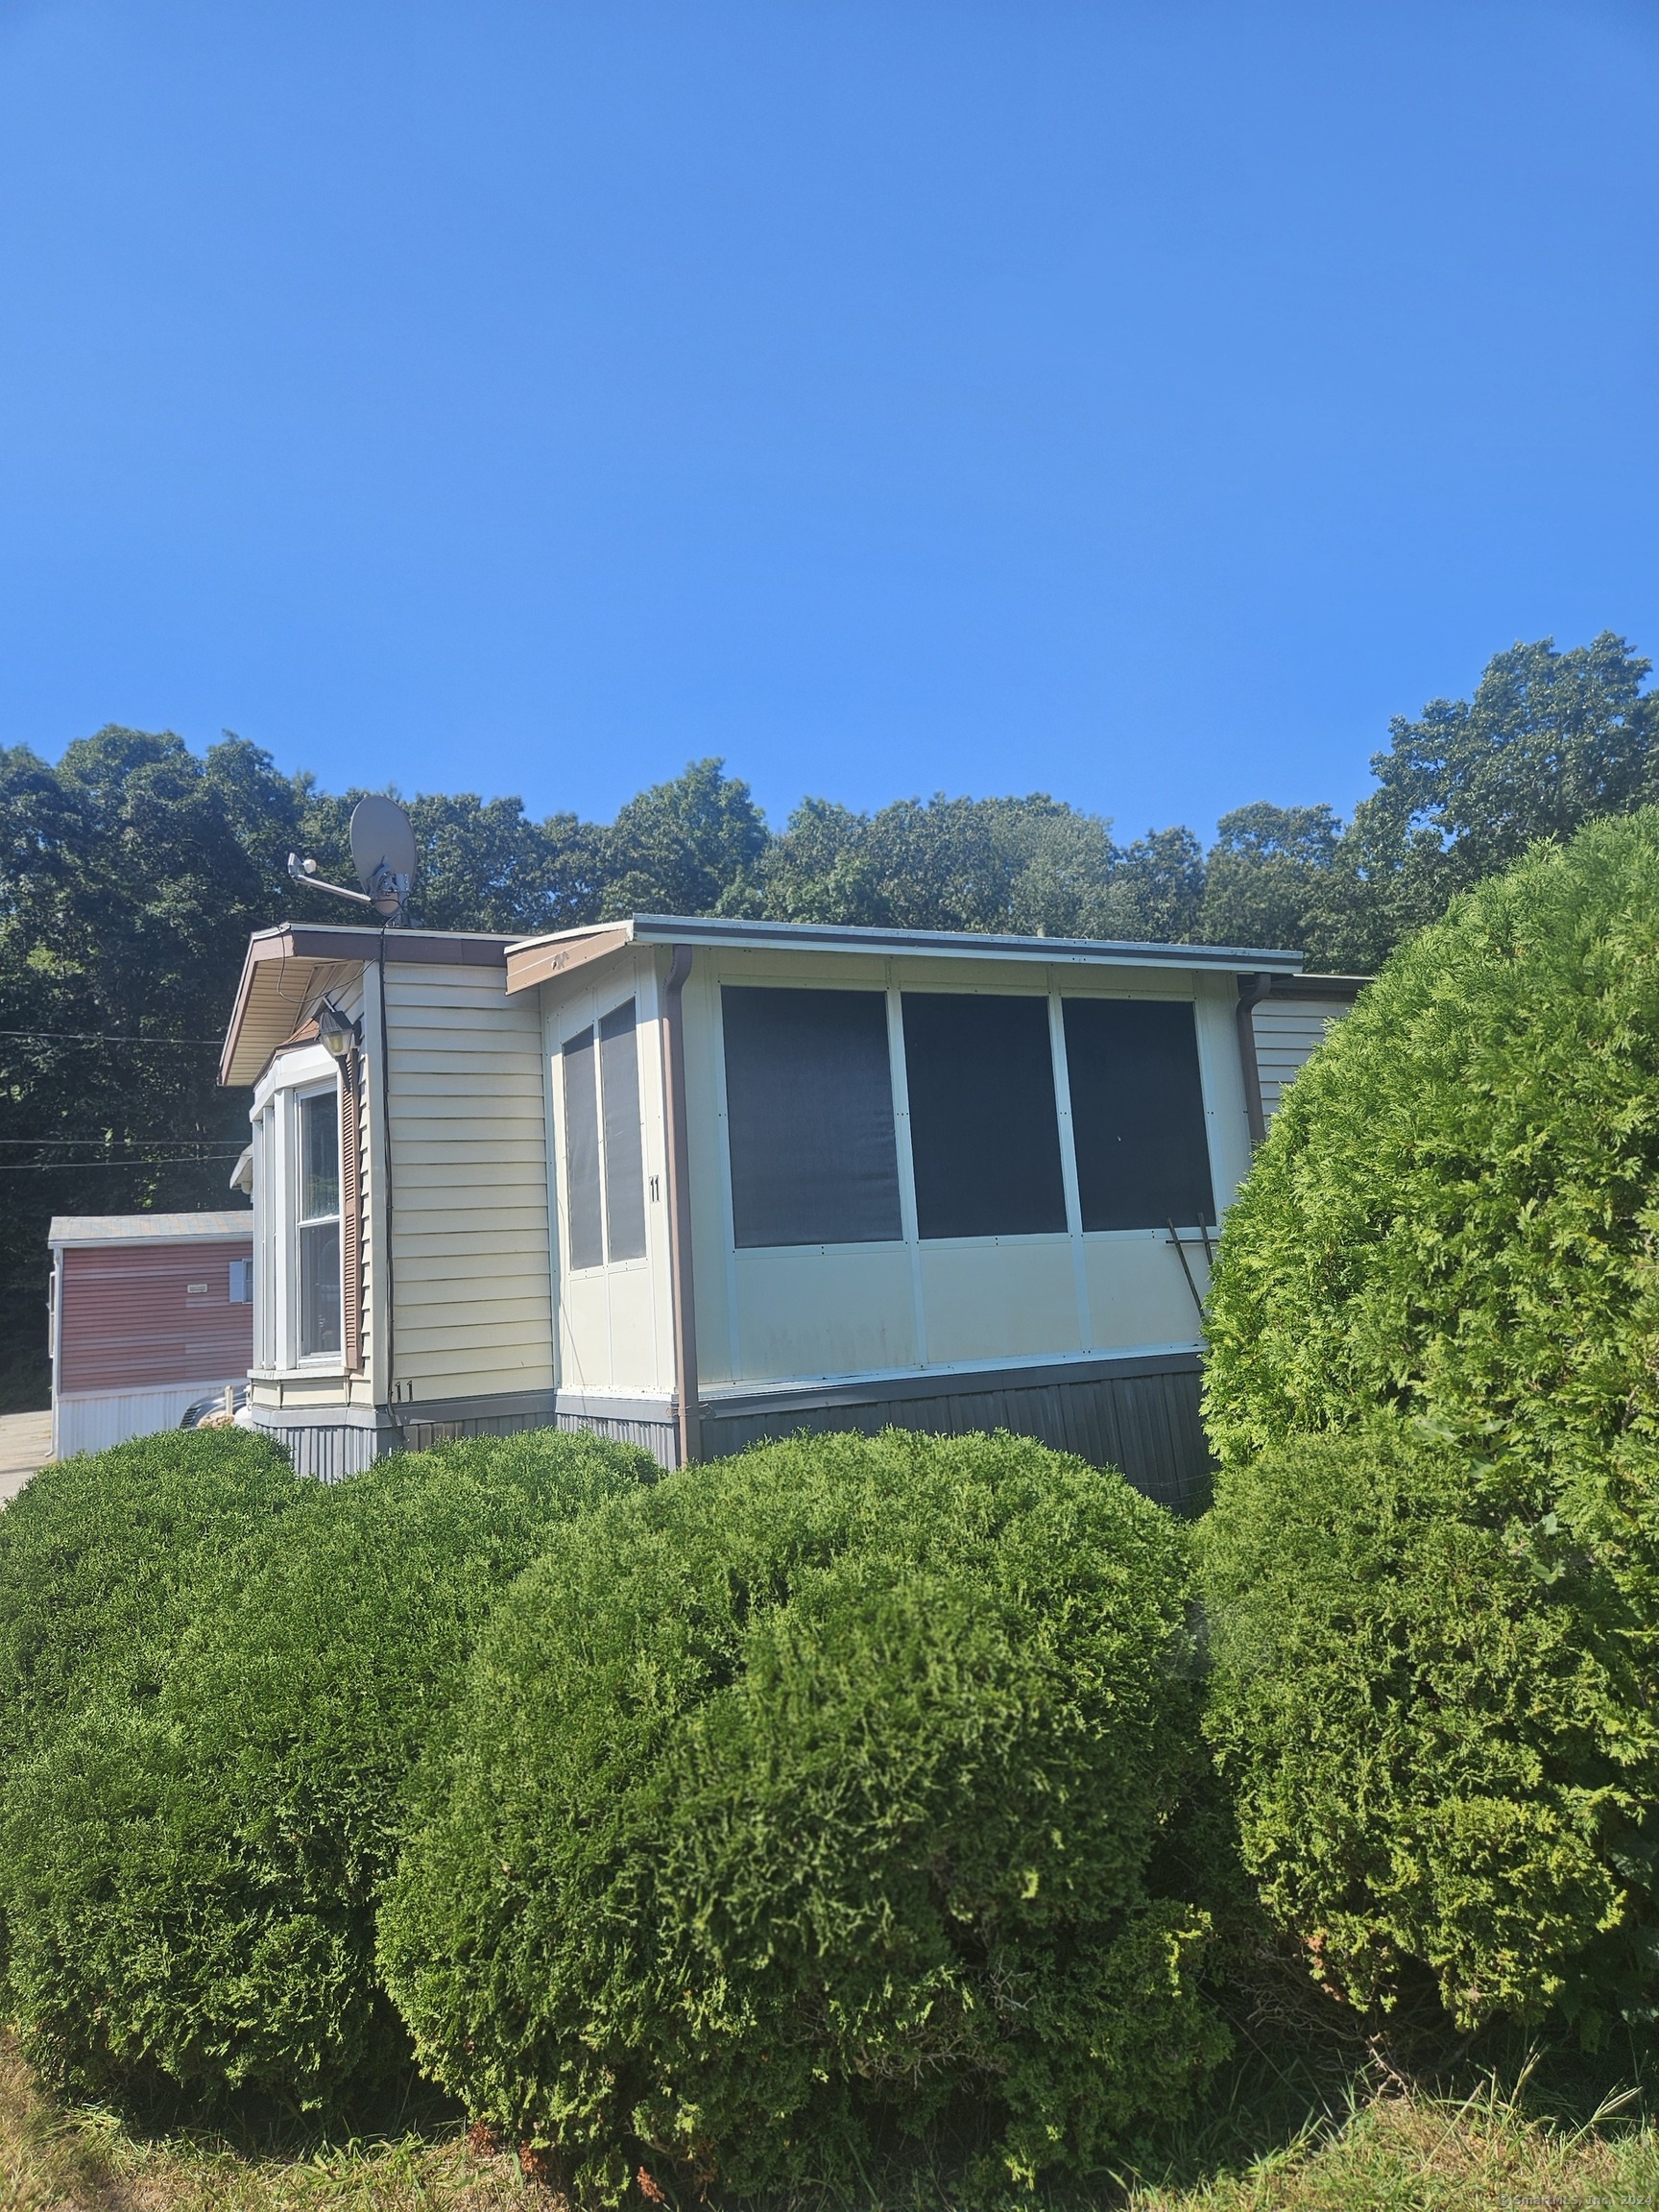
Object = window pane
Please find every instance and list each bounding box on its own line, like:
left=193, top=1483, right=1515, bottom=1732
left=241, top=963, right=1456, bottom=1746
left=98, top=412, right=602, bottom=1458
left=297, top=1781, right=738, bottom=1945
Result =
left=301, top=1092, right=339, bottom=1220
left=300, top=1220, right=341, bottom=1356
left=562, top=1026, right=603, bottom=1271
left=599, top=1000, right=647, bottom=1262
left=723, top=987, right=902, bottom=1248
left=901, top=993, right=1067, bottom=1239
left=1063, top=998, right=1215, bottom=1231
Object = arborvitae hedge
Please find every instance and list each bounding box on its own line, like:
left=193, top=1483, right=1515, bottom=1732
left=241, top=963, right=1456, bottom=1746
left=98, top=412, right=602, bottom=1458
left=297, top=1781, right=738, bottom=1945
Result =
left=380, top=1429, right=1225, bottom=2202
left=0, top=1429, right=653, bottom=2114
left=1201, top=813, right=1659, bottom=2035
left=0, top=1429, right=301, bottom=1776
left=1202, top=1421, right=1656, bottom=2032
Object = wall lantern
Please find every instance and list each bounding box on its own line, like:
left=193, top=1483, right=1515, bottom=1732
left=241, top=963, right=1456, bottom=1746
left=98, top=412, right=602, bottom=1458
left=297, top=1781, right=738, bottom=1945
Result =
left=315, top=999, right=360, bottom=1062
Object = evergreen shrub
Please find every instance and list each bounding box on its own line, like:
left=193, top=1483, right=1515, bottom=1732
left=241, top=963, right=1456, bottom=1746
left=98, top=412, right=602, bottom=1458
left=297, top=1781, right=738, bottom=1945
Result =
left=380, top=1429, right=1226, bottom=2201
left=0, top=1428, right=301, bottom=1774
left=1201, top=812, right=1659, bottom=2033
left=1, top=1428, right=653, bottom=2113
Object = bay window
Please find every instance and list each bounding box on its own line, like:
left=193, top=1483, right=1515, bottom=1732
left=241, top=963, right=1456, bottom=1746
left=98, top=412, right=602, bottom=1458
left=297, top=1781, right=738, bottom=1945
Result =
left=249, top=1053, right=349, bottom=1373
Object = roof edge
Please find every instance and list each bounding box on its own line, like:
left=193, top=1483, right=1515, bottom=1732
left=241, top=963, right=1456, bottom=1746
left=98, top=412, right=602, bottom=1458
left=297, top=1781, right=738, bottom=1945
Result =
left=505, top=912, right=1306, bottom=974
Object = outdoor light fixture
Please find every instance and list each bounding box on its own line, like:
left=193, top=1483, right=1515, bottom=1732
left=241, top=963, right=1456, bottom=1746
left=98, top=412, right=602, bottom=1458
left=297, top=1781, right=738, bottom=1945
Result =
left=315, top=999, right=360, bottom=1062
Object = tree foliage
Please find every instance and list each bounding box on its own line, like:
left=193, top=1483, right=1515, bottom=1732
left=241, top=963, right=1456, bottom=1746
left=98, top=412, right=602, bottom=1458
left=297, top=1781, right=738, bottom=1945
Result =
left=1201, top=811, right=1659, bottom=2035
left=3, top=633, right=1653, bottom=1401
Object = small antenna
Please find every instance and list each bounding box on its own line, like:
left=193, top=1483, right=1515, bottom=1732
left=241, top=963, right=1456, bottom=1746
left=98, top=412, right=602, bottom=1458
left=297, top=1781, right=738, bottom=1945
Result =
left=287, top=797, right=417, bottom=926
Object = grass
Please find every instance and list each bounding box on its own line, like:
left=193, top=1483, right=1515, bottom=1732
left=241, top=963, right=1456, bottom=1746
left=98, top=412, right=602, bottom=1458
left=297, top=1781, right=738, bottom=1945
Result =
left=4, top=2033, right=1659, bottom=2212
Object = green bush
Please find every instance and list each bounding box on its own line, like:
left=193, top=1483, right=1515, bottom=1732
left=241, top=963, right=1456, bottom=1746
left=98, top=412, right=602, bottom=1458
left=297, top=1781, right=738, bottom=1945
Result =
left=1205, top=809, right=1659, bottom=1485
left=380, top=1429, right=1225, bottom=2201
left=1201, top=1421, right=1656, bottom=2032
left=0, top=1428, right=301, bottom=1774
left=1201, top=813, right=1659, bottom=2034
left=0, top=1428, right=653, bottom=2114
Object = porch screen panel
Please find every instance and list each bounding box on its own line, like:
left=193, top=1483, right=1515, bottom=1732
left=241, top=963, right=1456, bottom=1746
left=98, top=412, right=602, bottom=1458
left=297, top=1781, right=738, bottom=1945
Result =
left=561, top=1026, right=603, bottom=1270
left=901, top=993, right=1067, bottom=1239
left=722, top=987, right=902, bottom=1248
left=599, top=999, right=647, bottom=1262
left=1062, top=998, right=1215, bottom=1230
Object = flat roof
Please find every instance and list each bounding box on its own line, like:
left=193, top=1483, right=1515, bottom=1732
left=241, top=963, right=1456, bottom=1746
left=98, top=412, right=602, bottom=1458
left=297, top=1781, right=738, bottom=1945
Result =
left=504, top=912, right=1309, bottom=994
left=50, top=1212, right=253, bottom=1248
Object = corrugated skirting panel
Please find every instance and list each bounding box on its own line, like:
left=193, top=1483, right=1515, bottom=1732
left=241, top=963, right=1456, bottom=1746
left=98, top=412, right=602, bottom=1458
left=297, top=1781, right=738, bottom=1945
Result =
left=255, top=1407, right=679, bottom=1479
left=700, top=1366, right=1212, bottom=1514
left=260, top=1420, right=382, bottom=1482
left=554, top=1410, right=679, bottom=1467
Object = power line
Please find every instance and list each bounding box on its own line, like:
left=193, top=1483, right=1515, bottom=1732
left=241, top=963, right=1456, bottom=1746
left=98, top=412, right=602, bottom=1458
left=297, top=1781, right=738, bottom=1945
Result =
left=0, top=1158, right=244, bottom=1172
left=0, top=1138, right=245, bottom=1147
left=0, top=1030, right=224, bottom=1045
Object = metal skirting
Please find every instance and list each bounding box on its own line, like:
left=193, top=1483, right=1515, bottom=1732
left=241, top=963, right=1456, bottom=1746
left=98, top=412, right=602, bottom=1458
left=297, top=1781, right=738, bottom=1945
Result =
left=252, top=1398, right=678, bottom=1479
left=253, top=1360, right=1211, bottom=1509
left=699, top=1358, right=1212, bottom=1514
left=256, top=1416, right=383, bottom=1481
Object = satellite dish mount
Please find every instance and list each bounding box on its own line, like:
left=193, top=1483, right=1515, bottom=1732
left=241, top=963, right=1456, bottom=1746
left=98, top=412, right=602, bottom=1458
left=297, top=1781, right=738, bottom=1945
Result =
left=288, top=797, right=417, bottom=926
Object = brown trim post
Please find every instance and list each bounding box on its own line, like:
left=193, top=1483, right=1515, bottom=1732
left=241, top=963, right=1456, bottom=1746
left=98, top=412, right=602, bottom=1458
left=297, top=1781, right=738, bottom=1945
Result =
left=661, top=946, right=701, bottom=1468
left=340, top=1053, right=364, bottom=1374
left=1235, top=973, right=1273, bottom=1150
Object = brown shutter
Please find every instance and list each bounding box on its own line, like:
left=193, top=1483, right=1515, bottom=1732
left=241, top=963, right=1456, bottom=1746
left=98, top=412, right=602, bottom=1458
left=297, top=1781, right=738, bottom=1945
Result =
left=340, top=1059, right=364, bottom=1373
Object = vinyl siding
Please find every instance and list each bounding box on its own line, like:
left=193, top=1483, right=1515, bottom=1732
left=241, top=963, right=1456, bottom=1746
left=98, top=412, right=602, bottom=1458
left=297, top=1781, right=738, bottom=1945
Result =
left=1253, top=997, right=1352, bottom=1118
left=57, top=1240, right=252, bottom=1395
left=382, top=962, right=554, bottom=1402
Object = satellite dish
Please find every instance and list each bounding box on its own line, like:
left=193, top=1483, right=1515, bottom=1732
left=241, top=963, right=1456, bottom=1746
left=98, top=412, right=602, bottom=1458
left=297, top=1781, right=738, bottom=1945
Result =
left=286, top=795, right=416, bottom=925
left=350, top=796, right=418, bottom=894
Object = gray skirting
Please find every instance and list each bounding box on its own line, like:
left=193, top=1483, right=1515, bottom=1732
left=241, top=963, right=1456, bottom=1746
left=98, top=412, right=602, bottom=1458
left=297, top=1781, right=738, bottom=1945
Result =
left=697, top=1356, right=1211, bottom=1514
left=254, top=1355, right=1212, bottom=1511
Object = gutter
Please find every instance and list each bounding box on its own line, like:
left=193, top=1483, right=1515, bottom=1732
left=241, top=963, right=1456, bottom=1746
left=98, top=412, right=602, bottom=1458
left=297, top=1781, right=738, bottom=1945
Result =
left=661, top=947, right=701, bottom=1468
left=1236, top=973, right=1274, bottom=1150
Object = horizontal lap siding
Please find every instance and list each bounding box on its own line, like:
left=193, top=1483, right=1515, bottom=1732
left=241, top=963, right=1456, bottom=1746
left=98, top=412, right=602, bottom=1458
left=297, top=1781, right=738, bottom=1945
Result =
left=59, top=1242, right=252, bottom=1394
left=385, top=965, right=553, bottom=1401
left=1253, top=999, right=1352, bottom=1118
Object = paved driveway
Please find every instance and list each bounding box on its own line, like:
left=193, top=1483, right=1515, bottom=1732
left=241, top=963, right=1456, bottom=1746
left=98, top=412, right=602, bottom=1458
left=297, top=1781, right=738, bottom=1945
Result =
left=0, top=1409, right=52, bottom=1504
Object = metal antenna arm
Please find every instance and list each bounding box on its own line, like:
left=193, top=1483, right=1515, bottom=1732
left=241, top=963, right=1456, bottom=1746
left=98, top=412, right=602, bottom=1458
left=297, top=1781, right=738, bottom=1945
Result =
left=287, top=853, right=375, bottom=907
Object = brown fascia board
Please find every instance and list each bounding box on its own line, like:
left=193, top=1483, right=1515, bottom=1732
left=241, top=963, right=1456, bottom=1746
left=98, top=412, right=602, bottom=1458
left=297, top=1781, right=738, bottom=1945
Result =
left=219, top=923, right=516, bottom=1087
left=504, top=923, right=637, bottom=995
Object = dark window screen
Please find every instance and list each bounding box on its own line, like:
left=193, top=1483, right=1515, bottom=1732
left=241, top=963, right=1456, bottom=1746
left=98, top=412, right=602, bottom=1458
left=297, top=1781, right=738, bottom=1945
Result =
left=561, top=1026, right=603, bottom=1270
left=722, top=987, right=902, bottom=1248
left=902, top=993, right=1067, bottom=1239
left=1063, top=998, right=1215, bottom=1231
left=599, top=999, right=647, bottom=1262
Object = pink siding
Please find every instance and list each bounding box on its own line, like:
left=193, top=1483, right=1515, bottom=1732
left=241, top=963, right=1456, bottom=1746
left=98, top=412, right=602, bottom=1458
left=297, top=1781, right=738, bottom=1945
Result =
left=59, top=1241, right=253, bottom=1394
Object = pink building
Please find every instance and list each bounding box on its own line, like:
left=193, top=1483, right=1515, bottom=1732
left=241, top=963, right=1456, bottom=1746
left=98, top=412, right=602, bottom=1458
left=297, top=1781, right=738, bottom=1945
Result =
left=48, top=1213, right=255, bottom=1458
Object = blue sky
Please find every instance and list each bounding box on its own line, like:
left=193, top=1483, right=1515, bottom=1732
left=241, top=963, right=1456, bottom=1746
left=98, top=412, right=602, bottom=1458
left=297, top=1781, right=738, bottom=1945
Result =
left=2, top=0, right=1654, bottom=839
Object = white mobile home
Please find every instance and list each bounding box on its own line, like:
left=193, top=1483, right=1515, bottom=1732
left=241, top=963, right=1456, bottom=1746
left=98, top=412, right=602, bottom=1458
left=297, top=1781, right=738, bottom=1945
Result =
left=219, top=917, right=1360, bottom=1506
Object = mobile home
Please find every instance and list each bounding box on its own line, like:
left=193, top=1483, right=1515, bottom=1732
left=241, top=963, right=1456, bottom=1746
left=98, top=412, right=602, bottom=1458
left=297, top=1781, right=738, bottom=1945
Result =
left=49, top=1212, right=254, bottom=1458
left=219, top=916, right=1359, bottom=1505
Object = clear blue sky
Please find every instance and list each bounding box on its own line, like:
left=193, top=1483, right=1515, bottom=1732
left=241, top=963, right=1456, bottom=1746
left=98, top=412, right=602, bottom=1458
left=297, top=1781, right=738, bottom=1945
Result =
left=2, top=0, right=1654, bottom=840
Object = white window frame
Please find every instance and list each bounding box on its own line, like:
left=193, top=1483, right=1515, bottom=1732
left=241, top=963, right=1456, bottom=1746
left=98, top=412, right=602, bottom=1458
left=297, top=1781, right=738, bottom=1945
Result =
left=554, top=989, right=650, bottom=1279
left=250, top=1044, right=347, bottom=1378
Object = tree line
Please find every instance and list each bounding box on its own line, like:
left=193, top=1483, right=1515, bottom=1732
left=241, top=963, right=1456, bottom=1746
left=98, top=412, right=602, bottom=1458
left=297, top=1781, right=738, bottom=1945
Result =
left=1, top=629, right=1653, bottom=1402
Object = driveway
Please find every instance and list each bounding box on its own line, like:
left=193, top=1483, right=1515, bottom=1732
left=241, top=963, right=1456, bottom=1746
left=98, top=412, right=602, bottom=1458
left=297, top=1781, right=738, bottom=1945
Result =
left=0, top=1409, right=52, bottom=1504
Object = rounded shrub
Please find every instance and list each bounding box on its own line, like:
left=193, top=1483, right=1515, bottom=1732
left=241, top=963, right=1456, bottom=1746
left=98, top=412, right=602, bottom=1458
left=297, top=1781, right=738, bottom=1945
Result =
left=0, top=1427, right=653, bottom=2114
left=1201, top=812, right=1659, bottom=2034
left=0, top=1428, right=301, bottom=1775
left=1205, top=809, right=1659, bottom=1486
left=1201, top=1419, right=1656, bottom=2033
left=380, top=1428, right=1225, bottom=2201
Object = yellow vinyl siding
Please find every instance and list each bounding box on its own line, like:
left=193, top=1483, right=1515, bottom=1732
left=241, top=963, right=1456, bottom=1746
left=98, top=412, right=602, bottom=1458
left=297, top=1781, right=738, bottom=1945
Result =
left=382, top=962, right=554, bottom=1402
